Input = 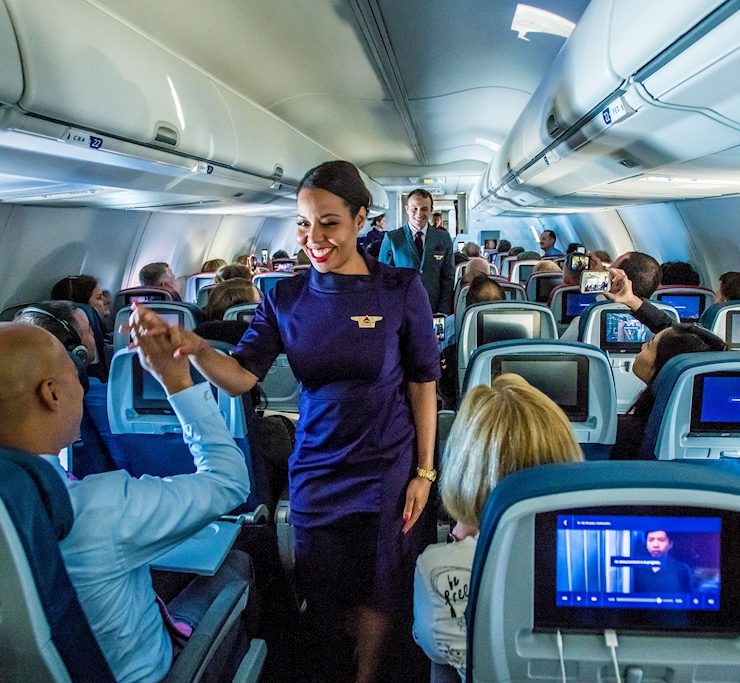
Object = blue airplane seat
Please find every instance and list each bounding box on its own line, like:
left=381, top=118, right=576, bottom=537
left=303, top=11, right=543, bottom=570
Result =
left=650, top=285, right=715, bottom=323
left=457, top=301, right=558, bottom=392
left=638, top=351, right=740, bottom=460
left=184, top=272, right=217, bottom=303
left=252, top=271, right=296, bottom=297
left=70, top=377, right=119, bottom=478
left=508, top=259, right=539, bottom=286
left=547, top=285, right=597, bottom=336
left=196, top=282, right=219, bottom=309
left=700, top=300, right=740, bottom=349
left=113, top=300, right=205, bottom=351
left=223, top=302, right=260, bottom=326
left=0, top=448, right=115, bottom=682
left=104, top=349, right=269, bottom=512
left=526, top=272, right=563, bottom=303
left=223, top=303, right=301, bottom=413
left=454, top=281, right=527, bottom=343
left=467, top=460, right=740, bottom=682
left=113, top=286, right=173, bottom=316
left=578, top=300, right=680, bottom=413
left=462, top=339, right=617, bottom=460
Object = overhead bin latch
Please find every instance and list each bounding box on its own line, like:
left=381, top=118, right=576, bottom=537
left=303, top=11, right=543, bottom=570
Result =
left=153, top=121, right=179, bottom=147
left=270, top=164, right=284, bottom=190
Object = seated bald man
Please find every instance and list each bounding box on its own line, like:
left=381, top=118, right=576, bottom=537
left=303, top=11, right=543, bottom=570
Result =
left=0, top=322, right=252, bottom=683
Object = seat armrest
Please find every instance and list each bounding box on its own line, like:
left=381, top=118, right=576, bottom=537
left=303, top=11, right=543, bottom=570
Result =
left=163, top=579, right=249, bottom=683
left=221, top=504, right=270, bottom=526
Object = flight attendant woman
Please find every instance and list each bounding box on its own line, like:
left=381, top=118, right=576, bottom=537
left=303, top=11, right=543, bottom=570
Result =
left=131, top=160, right=440, bottom=682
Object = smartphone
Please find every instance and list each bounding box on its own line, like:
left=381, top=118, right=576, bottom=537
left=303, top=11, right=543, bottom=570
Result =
left=261, top=248, right=269, bottom=263
left=580, top=270, right=611, bottom=294
left=433, top=315, right=446, bottom=342
left=568, top=253, right=589, bottom=272
left=457, top=241, right=465, bottom=253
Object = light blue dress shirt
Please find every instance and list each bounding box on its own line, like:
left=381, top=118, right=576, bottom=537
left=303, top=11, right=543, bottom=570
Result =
left=43, top=382, right=250, bottom=683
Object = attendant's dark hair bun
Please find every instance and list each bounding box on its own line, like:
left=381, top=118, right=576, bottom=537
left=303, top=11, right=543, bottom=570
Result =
left=298, top=161, right=371, bottom=218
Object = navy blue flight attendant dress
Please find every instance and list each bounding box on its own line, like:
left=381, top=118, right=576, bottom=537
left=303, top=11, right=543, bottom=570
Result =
left=233, top=253, right=439, bottom=621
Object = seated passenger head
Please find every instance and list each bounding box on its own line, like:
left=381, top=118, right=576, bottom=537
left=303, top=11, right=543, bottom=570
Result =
left=440, top=375, right=584, bottom=529
left=516, top=250, right=540, bottom=261
left=496, top=239, right=511, bottom=254
left=270, top=250, right=289, bottom=261
left=645, top=530, right=673, bottom=557
left=660, top=261, right=701, bottom=287
left=632, top=323, right=727, bottom=385
left=432, top=212, right=444, bottom=229
left=466, top=274, right=504, bottom=306
left=204, top=279, right=261, bottom=321
left=200, top=258, right=227, bottom=273
left=214, top=263, right=252, bottom=284
left=14, top=300, right=96, bottom=367
left=296, top=160, right=371, bottom=273
left=50, top=274, right=109, bottom=318
left=717, top=271, right=740, bottom=302
left=0, top=323, right=84, bottom=454
left=138, top=262, right=179, bottom=295
left=611, top=252, right=661, bottom=298
left=463, top=242, right=481, bottom=258
left=593, top=249, right=612, bottom=265
left=533, top=259, right=562, bottom=274
left=508, top=246, right=524, bottom=257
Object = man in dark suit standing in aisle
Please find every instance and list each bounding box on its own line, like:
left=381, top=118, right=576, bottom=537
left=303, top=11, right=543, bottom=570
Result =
left=379, top=189, right=455, bottom=314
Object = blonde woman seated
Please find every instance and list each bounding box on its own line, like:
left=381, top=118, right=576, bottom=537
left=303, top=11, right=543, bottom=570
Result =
left=413, top=375, right=584, bottom=680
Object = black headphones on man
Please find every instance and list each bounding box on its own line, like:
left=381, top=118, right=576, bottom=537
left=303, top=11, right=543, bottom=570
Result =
left=21, top=306, right=89, bottom=365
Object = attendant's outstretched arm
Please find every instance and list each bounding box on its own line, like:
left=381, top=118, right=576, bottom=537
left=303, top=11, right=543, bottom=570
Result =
left=129, top=304, right=258, bottom=396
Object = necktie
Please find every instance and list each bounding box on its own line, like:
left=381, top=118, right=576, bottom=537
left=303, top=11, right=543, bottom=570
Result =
left=414, top=231, right=424, bottom=259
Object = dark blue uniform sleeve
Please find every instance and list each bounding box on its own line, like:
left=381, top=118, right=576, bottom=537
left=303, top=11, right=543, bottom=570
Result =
left=231, top=292, right=283, bottom=381
left=401, top=274, right=442, bottom=383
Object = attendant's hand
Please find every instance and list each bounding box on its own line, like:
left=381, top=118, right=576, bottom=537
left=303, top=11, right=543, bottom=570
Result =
left=604, top=268, right=643, bottom=311
left=134, top=324, right=193, bottom=395
left=402, top=476, right=431, bottom=534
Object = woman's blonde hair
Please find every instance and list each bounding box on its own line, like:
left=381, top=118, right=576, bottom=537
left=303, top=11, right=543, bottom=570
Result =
left=533, top=259, right=562, bottom=274
left=440, top=374, right=584, bottom=528
left=201, top=258, right=228, bottom=273
left=215, top=263, right=252, bottom=283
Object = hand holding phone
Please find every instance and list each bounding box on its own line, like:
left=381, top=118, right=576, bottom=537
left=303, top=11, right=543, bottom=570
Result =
left=580, top=270, right=611, bottom=294
left=261, top=249, right=269, bottom=263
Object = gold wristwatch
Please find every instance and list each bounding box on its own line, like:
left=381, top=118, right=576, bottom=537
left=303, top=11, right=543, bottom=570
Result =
left=416, top=467, right=437, bottom=483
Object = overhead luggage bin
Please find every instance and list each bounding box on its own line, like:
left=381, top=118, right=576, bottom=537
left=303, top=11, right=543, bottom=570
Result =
left=475, top=0, right=740, bottom=212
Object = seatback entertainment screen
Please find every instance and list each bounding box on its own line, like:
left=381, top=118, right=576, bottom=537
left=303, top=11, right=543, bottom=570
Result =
left=600, top=311, right=654, bottom=353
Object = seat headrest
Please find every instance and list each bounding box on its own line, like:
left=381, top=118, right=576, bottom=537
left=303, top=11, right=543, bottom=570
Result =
left=0, top=448, right=74, bottom=540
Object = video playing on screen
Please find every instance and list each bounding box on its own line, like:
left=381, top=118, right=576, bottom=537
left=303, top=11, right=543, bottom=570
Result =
left=477, top=311, right=539, bottom=345
left=658, top=294, right=702, bottom=322
left=493, top=355, right=588, bottom=421
left=562, top=292, right=597, bottom=322
left=601, top=311, right=654, bottom=351
left=129, top=294, right=162, bottom=304
left=555, top=513, right=721, bottom=611
left=690, top=373, right=740, bottom=435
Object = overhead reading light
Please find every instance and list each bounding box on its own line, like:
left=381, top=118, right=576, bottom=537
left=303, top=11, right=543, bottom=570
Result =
left=422, top=177, right=445, bottom=185
left=475, top=138, right=501, bottom=152
left=511, top=4, right=575, bottom=41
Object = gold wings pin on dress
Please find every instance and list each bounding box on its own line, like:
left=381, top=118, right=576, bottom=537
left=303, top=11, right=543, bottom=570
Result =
left=350, top=315, right=383, bottom=329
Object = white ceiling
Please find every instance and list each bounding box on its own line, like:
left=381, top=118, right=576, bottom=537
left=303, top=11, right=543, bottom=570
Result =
left=92, top=0, right=591, bottom=196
